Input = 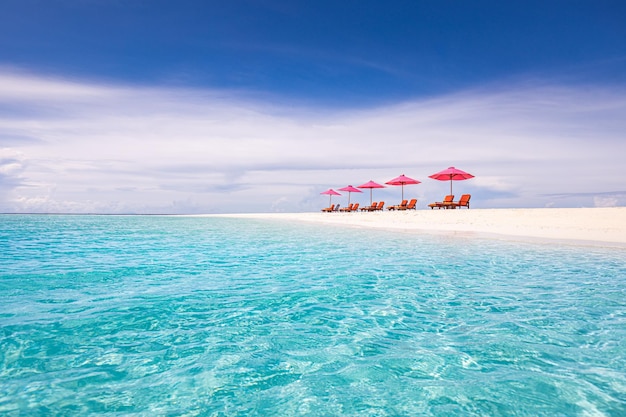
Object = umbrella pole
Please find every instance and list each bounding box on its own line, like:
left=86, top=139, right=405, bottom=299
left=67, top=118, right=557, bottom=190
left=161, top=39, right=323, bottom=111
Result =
left=402, top=184, right=404, bottom=200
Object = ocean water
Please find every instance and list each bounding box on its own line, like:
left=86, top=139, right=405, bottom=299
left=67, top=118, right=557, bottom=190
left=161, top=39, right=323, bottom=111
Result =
left=1, top=215, right=625, bottom=416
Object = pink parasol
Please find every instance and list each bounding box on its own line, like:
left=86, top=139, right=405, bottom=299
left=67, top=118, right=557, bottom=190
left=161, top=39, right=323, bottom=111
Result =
left=357, top=180, right=385, bottom=205
left=428, top=166, right=474, bottom=195
left=385, top=174, right=421, bottom=200
left=320, top=188, right=341, bottom=206
left=338, top=185, right=363, bottom=205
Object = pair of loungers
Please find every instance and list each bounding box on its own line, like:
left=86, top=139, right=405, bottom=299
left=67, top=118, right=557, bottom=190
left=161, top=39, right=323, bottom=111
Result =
left=360, top=201, right=385, bottom=211
left=428, top=194, right=471, bottom=209
left=387, top=198, right=417, bottom=211
left=321, top=204, right=341, bottom=212
left=339, top=203, right=360, bottom=212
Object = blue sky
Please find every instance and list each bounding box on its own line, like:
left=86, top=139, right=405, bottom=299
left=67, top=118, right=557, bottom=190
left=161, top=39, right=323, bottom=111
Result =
left=1, top=0, right=626, bottom=213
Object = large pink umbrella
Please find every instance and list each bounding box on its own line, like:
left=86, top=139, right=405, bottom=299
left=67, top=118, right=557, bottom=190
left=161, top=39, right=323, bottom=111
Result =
left=320, top=188, right=341, bottom=206
left=338, top=185, right=363, bottom=205
left=385, top=174, right=421, bottom=200
left=357, top=180, right=385, bottom=205
left=429, top=166, right=474, bottom=195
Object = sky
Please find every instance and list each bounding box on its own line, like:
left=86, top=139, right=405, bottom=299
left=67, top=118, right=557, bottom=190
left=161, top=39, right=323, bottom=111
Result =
left=1, top=0, right=626, bottom=214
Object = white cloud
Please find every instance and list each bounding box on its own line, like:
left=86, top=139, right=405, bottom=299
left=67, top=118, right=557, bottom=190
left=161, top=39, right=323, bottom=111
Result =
left=0, top=149, right=25, bottom=176
left=594, top=196, right=619, bottom=208
left=1, top=69, right=625, bottom=213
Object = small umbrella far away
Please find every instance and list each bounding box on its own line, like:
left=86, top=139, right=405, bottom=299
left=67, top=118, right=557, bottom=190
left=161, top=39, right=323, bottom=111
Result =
left=428, top=166, right=474, bottom=195
left=320, top=188, right=341, bottom=207
left=357, top=180, right=385, bottom=205
left=338, top=185, right=363, bottom=205
left=385, top=174, right=421, bottom=201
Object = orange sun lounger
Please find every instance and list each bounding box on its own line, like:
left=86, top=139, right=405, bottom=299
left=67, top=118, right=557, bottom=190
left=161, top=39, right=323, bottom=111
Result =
left=360, top=202, right=377, bottom=211
left=387, top=200, right=408, bottom=210
left=446, top=194, right=471, bottom=209
left=397, top=198, right=417, bottom=210
left=339, top=203, right=353, bottom=212
left=362, top=202, right=384, bottom=211
left=428, top=195, right=454, bottom=209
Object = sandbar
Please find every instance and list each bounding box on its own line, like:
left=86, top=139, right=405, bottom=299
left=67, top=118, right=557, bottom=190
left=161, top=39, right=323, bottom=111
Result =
left=211, top=207, right=626, bottom=247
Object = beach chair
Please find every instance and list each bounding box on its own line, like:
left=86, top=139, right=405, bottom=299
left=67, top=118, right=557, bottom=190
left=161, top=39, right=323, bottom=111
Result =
left=349, top=203, right=359, bottom=212
left=361, top=202, right=378, bottom=211
left=340, top=203, right=353, bottom=212
left=321, top=204, right=335, bottom=212
left=397, top=198, right=417, bottom=210
left=374, top=201, right=385, bottom=211
left=428, top=195, right=454, bottom=209
left=387, top=200, right=408, bottom=211
left=332, top=204, right=341, bottom=212
left=447, top=194, right=471, bottom=209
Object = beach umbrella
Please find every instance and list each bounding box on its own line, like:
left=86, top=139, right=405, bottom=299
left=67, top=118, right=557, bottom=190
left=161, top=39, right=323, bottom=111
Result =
left=385, top=174, right=421, bottom=201
left=320, top=188, right=341, bottom=206
left=357, top=180, right=385, bottom=205
left=338, top=185, right=363, bottom=205
left=428, top=166, right=474, bottom=195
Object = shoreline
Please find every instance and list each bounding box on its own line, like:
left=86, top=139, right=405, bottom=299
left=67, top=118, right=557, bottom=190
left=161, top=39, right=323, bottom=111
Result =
left=206, top=207, right=626, bottom=248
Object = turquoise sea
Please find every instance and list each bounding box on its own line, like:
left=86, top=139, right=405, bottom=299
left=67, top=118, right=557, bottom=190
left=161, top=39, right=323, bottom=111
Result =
left=1, top=214, right=625, bottom=416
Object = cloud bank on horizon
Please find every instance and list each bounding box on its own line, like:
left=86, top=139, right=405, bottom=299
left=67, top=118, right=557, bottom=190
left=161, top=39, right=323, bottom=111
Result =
left=1, top=1, right=625, bottom=213
left=2, top=70, right=625, bottom=213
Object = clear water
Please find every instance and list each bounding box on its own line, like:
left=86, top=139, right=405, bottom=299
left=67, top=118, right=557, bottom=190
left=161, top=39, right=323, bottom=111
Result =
left=1, top=215, right=625, bottom=416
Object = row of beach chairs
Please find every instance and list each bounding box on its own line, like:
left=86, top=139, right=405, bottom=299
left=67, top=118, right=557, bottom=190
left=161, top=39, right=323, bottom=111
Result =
left=322, top=195, right=471, bottom=212
left=321, top=198, right=418, bottom=212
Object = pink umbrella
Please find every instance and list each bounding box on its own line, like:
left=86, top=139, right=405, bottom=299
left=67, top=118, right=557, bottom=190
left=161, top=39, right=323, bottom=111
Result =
left=320, top=188, right=341, bottom=206
left=429, top=166, right=474, bottom=195
left=338, top=185, right=363, bottom=205
left=385, top=174, right=421, bottom=200
left=357, top=180, right=385, bottom=205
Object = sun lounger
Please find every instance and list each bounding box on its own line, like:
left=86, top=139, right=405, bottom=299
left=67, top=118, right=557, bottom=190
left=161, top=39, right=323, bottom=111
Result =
left=321, top=204, right=335, bottom=212
left=387, top=200, right=408, bottom=210
left=361, top=202, right=378, bottom=211
left=339, top=203, right=353, bottom=212
left=397, top=198, right=417, bottom=210
left=446, top=194, right=471, bottom=209
left=349, top=203, right=359, bottom=212
left=428, top=195, right=454, bottom=209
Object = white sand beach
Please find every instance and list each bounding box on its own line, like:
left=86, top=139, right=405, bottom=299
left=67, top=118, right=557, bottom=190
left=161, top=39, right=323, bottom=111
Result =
left=213, top=207, right=626, bottom=247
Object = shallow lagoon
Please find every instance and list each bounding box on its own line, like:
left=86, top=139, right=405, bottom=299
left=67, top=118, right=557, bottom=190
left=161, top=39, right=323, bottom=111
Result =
left=1, top=215, right=625, bottom=416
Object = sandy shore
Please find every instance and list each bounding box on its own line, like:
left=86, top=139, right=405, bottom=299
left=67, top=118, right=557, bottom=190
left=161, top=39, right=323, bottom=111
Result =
left=211, top=207, right=626, bottom=247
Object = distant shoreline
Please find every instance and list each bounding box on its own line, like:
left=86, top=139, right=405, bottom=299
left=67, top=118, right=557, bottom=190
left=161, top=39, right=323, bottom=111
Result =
left=205, top=207, right=626, bottom=248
